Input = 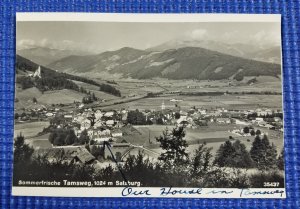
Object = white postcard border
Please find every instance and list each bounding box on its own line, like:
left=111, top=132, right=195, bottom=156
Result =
left=16, top=13, right=281, bottom=23
left=12, top=187, right=286, bottom=198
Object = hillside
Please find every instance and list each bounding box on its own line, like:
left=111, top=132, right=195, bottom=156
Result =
left=17, top=47, right=91, bottom=66
left=16, top=55, right=121, bottom=101
left=148, top=39, right=281, bottom=64
left=248, top=46, right=281, bottom=64
left=48, top=46, right=281, bottom=80
left=47, top=47, right=148, bottom=74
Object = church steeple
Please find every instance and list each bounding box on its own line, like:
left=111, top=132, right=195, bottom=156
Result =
left=161, top=101, right=165, bottom=110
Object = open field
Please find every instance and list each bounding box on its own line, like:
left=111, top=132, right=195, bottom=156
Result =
left=130, top=124, right=283, bottom=157
left=110, top=80, right=166, bottom=97
left=15, top=121, right=52, bottom=149
left=38, top=89, right=85, bottom=104
left=72, top=80, right=118, bottom=101
left=15, top=87, right=86, bottom=109
left=26, top=133, right=52, bottom=149
left=103, top=94, right=282, bottom=111
left=112, top=76, right=282, bottom=94
left=14, top=121, right=49, bottom=138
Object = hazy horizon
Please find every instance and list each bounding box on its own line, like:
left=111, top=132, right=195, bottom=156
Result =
left=17, top=21, right=281, bottom=53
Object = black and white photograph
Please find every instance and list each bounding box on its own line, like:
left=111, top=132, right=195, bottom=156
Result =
left=12, top=13, right=285, bottom=198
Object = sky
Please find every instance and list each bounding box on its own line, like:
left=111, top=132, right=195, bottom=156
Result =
left=17, top=21, right=281, bottom=53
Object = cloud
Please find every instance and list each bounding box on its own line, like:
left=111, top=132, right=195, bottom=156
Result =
left=17, top=39, right=36, bottom=49
left=185, top=29, right=208, bottom=40
left=17, top=38, right=98, bottom=53
left=251, top=30, right=280, bottom=46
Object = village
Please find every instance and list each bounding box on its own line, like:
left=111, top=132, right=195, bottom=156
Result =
left=14, top=97, right=283, bottom=170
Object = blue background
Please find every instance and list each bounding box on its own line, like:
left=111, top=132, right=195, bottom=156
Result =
left=1, top=0, right=299, bottom=208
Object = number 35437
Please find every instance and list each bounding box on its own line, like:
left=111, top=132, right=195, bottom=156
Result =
left=264, top=182, right=280, bottom=187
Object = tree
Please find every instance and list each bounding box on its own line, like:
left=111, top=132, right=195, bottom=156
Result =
left=231, top=140, right=254, bottom=168
left=82, top=96, right=93, bottom=104
left=214, top=140, right=235, bottom=167
left=14, top=133, right=34, bottom=164
left=92, top=92, right=97, bottom=101
left=49, top=128, right=77, bottom=146
left=50, top=115, right=65, bottom=126
left=127, top=110, right=146, bottom=125
left=190, top=143, right=213, bottom=177
left=255, top=129, right=261, bottom=135
left=99, top=84, right=121, bottom=97
left=32, top=97, right=38, bottom=103
left=277, top=148, right=284, bottom=170
left=214, top=140, right=253, bottom=168
left=156, top=117, right=164, bottom=125
left=90, top=145, right=104, bottom=160
left=78, top=129, right=90, bottom=144
left=156, top=127, right=188, bottom=164
left=250, top=134, right=278, bottom=170
left=65, top=129, right=76, bottom=145
left=250, top=129, right=255, bottom=136
left=243, top=126, right=250, bottom=134
left=234, top=73, right=244, bottom=81
left=174, top=112, right=181, bottom=119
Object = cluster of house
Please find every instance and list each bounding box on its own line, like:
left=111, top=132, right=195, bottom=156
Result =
left=62, top=109, right=127, bottom=145
left=34, top=146, right=96, bottom=165
left=142, top=104, right=283, bottom=131
left=229, top=128, right=267, bottom=137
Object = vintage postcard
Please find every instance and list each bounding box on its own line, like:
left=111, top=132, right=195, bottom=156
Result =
left=12, top=13, right=285, bottom=198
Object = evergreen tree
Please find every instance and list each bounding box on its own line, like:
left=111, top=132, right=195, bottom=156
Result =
left=250, top=135, right=263, bottom=167
left=277, top=148, right=284, bottom=170
left=79, top=129, right=90, bottom=144
left=190, top=143, right=213, bottom=177
left=156, top=127, right=188, bottom=164
left=250, top=134, right=278, bottom=170
left=14, top=133, right=34, bottom=164
left=214, top=140, right=253, bottom=168
left=32, top=97, right=37, bottom=103
left=65, top=129, right=76, bottom=145
left=231, top=140, right=254, bottom=168
left=92, top=92, right=97, bottom=101
left=214, top=140, right=235, bottom=167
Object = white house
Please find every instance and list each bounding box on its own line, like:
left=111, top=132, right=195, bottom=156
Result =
left=112, top=131, right=123, bottom=137
left=97, top=129, right=111, bottom=136
left=95, top=110, right=103, bottom=120
left=274, top=117, right=282, bottom=122
left=64, top=115, right=73, bottom=119
left=199, top=109, right=206, bottom=115
left=94, top=120, right=103, bottom=128
left=177, top=116, right=187, bottom=124
left=87, top=129, right=95, bottom=138
left=255, top=117, right=264, bottom=122
left=93, top=136, right=111, bottom=144
left=46, top=112, right=54, bottom=117
left=104, top=111, right=114, bottom=117
left=81, top=119, right=91, bottom=130
left=106, top=120, right=115, bottom=126
left=235, top=119, right=250, bottom=126
left=216, top=118, right=231, bottom=124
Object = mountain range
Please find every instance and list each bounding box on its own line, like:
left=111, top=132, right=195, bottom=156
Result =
left=17, top=47, right=92, bottom=66
left=47, top=46, right=281, bottom=80
left=148, top=39, right=281, bottom=64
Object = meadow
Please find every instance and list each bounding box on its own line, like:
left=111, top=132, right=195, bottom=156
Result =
left=129, top=124, right=283, bottom=157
